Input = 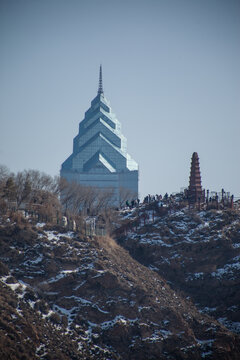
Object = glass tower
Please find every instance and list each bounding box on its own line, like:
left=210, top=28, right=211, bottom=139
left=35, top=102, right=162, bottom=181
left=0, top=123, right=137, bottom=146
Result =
left=60, top=66, right=138, bottom=204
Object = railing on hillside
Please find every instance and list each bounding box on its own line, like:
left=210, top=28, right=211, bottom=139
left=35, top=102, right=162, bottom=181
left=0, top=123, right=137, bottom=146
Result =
left=85, top=225, right=106, bottom=237
left=1, top=202, right=108, bottom=236
left=1, top=195, right=239, bottom=240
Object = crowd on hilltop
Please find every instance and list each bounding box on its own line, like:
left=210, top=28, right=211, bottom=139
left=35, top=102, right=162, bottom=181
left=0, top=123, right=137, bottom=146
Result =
left=143, top=193, right=172, bottom=203
left=124, top=193, right=178, bottom=211
left=124, top=189, right=237, bottom=212
left=0, top=165, right=238, bottom=231
left=125, top=199, right=140, bottom=209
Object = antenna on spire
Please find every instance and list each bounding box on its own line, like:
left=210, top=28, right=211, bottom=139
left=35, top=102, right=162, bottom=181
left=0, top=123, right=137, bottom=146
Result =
left=98, top=64, right=104, bottom=95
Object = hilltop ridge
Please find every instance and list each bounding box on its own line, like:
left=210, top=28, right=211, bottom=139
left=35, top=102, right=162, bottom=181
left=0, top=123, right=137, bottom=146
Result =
left=0, top=206, right=240, bottom=359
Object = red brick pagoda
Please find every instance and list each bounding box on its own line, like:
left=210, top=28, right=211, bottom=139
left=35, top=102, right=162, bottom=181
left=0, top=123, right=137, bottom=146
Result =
left=187, top=152, right=205, bottom=203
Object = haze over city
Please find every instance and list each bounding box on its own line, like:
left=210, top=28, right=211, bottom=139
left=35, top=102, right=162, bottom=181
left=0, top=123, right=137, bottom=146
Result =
left=1, top=0, right=239, bottom=199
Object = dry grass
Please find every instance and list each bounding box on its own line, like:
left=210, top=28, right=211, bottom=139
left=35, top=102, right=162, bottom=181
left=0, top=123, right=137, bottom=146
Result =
left=94, top=235, right=120, bottom=254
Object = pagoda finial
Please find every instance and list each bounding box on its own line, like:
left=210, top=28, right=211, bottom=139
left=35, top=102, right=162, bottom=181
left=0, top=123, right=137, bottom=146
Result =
left=98, top=64, right=104, bottom=95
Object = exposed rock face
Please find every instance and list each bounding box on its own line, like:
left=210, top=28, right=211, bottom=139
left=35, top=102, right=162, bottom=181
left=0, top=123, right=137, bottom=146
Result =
left=0, top=218, right=240, bottom=359
left=117, top=205, right=240, bottom=340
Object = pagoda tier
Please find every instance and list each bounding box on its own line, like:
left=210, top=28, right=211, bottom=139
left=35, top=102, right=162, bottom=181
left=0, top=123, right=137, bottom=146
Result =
left=187, top=152, right=205, bottom=203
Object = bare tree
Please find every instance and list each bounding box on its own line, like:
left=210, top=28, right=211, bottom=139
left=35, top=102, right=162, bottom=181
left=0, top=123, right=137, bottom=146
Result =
left=59, top=178, right=79, bottom=213
left=14, top=172, right=32, bottom=208
left=83, top=186, right=98, bottom=215
left=25, top=170, right=58, bottom=193
left=0, top=165, right=11, bottom=183
left=0, top=165, right=12, bottom=199
left=2, top=177, right=16, bottom=202
left=119, top=187, right=137, bottom=208
left=59, top=179, right=116, bottom=216
left=32, top=190, right=61, bottom=222
left=94, top=187, right=115, bottom=214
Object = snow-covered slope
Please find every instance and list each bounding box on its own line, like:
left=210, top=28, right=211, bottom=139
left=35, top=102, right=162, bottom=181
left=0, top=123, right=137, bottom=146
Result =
left=117, top=204, right=240, bottom=337
left=0, top=220, right=240, bottom=359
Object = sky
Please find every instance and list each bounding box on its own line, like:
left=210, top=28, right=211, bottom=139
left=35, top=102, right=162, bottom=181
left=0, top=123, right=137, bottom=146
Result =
left=1, top=0, right=240, bottom=199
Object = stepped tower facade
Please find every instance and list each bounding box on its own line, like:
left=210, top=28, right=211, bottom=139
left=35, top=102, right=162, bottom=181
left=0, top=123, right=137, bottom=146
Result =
left=60, top=66, right=138, bottom=204
left=187, top=152, right=205, bottom=203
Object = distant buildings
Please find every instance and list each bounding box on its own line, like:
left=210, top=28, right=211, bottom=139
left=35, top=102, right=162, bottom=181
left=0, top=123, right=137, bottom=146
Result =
left=60, top=66, right=138, bottom=205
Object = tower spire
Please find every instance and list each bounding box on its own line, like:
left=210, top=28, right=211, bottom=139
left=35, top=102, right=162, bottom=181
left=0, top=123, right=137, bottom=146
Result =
left=98, top=64, right=104, bottom=95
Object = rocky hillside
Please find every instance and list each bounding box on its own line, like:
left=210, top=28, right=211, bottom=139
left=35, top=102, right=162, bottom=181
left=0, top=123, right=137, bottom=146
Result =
left=0, top=215, right=240, bottom=360
left=117, top=204, right=240, bottom=339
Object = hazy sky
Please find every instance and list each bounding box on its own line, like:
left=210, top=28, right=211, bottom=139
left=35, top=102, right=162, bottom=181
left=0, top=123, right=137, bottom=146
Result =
left=1, top=0, right=240, bottom=199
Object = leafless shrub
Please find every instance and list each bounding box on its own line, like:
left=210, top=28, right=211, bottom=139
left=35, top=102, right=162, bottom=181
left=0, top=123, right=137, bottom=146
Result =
left=119, top=187, right=137, bottom=208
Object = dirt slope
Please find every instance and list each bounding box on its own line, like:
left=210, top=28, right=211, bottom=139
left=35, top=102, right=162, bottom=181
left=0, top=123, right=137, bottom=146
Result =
left=0, top=219, right=240, bottom=359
